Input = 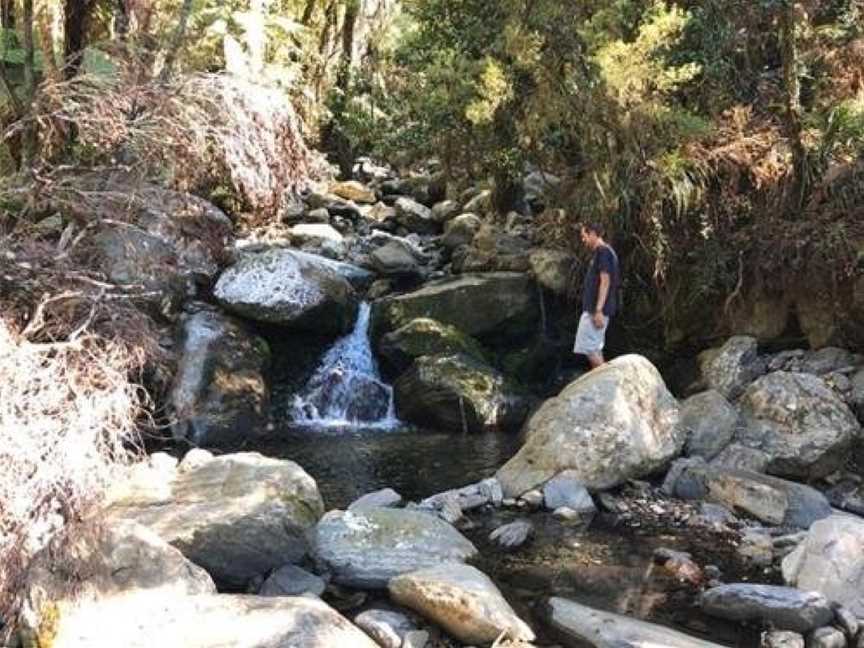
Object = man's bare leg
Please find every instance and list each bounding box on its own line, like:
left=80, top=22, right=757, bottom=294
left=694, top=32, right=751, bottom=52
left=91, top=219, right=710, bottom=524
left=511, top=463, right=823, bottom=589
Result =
left=587, top=352, right=605, bottom=369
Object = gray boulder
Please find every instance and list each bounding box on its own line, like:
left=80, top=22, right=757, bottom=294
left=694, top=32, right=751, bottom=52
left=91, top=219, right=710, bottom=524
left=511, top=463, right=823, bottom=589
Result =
left=442, top=213, right=482, bottom=250
left=378, top=317, right=489, bottom=376
left=107, top=452, right=324, bottom=589
left=543, top=597, right=727, bottom=647
left=389, top=564, right=534, bottom=644
left=259, top=564, right=326, bottom=597
left=214, top=248, right=358, bottom=336
left=543, top=471, right=595, bottom=514
left=348, top=488, right=403, bottom=511
left=431, top=199, right=461, bottom=223
left=370, top=239, right=424, bottom=276
left=782, top=514, right=864, bottom=617
left=738, top=372, right=860, bottom=479
left=308, top=508, right=477, bottom=588
left=700, top=584, right=833, bottom=633
left=169, top=306, right=270, bottom=447
left=496, top=355, right=682, bottom=496
left=394, top=197, right=439, bottom=234
left=701, top=336, right=765, bottom=399
left=681, top=390, right=738, bottom=460
left=529, top=248, right=575, bottom=295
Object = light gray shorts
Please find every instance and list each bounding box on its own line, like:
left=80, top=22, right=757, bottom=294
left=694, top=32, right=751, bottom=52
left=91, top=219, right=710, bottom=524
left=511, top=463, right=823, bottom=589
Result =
left=573, top=312, right=609, bottom=355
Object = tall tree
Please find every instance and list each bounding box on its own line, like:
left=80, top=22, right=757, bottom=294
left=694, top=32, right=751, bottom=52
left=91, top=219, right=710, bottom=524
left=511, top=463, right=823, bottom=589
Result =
left=779, top=0, right=808, bottom=213
left=64, top=0, right=95, bottom=79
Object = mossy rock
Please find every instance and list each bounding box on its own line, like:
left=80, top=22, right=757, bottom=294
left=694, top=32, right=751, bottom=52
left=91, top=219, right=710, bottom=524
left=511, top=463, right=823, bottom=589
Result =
left=378, top=318, right=490, bottom=376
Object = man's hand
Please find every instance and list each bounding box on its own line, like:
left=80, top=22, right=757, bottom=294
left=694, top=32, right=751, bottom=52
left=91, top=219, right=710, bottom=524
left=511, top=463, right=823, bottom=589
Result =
left=592, top=310, right=605, bottom=329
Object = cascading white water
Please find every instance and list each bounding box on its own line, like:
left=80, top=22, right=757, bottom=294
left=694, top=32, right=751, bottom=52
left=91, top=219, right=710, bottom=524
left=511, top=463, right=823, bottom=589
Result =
left=291, top=302, right=398, bottom=428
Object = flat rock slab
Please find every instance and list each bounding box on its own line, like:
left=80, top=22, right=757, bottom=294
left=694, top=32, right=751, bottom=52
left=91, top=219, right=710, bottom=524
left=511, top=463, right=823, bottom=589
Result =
left=107, top=452, right=324, bottom=589
left=27, top=592, right=379, bottom=648
left=543, top=597, right=727, bottom=647
left=700, top=583, right=833, bottom=633
left=308, top=508, right=477, bottom=588
left=389, top=563, right=535, bottom=644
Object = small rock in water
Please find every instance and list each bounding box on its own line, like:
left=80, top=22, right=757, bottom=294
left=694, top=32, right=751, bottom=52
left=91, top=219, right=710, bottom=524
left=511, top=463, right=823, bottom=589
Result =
left=489, top=519, right=533, bottom=550
left=808, top=627, right=847, bottom=648
left=700, top=583, right=833, bottom=633
left=520, top=490, right=543, bottom=508
left=553, top=506, right=589, bottom=524
left=543, top=470, right=594, bottom=512
left=761, top=630, right=805, bottom=648
left=502, top=498, right=518, bottom=507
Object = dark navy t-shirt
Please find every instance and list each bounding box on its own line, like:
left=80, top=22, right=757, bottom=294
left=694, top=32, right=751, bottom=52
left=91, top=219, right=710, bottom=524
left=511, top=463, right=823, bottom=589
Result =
left=581, top=245, right=620, bottom=317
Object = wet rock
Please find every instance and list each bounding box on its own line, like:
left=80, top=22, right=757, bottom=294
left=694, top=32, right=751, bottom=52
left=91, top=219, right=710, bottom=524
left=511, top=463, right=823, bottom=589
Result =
left=169, top=306, right=270, bottom=447
left=378, top=318, right=489, bottom=375
left=107, top=452, right=324, bottom=589
left=331, top=180, right=377, bottom=204
left=394, top=353, right=531, bottom=433
left=389, top=563, right=534, bottom=644
left=738, top=372, right=860, bottom=480
left=354, top=608, right=418, bottom=648
left=442, top=213, right=482, bottom=250
left=544, top=597, right=726, bottom=647
left=543, top=471, right=595, bottom=514
left=808, top=627, right=847, bottom=648
left=782, top=514, right=864, bottom=617
left=259, top=564, right=326, bottom=597
left=214, top=248, right=359, bottom=335
left=700, top=584, right=833, bottom=633
left=497, top=355, right=681, bottom=496
left=700, top=336, right=765, bottom=400
left=420, top=478, right=503, bottom=513
left=762, top=631, right=805, bottom=648
left=374, top=272, right=537, bottom=340
left=24, top=592, right=378, bottom=648
left=308, top=508, right=477, bottom=589
left=666, top=459, right=832, bottom=528
left=681, top=390, right=739, bottom=460
left=489, top=519, right=533, bottom=549
left=349, top=488, right=403, bottom=511
left=394, top=197, right=439, bottom=234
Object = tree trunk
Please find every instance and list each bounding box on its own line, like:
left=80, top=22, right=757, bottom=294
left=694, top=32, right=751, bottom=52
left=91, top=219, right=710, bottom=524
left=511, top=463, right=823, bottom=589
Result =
left=159, top=0, right=193, bottom=83
left=780, top=1, right=807, bottom=214
left=63, top=0, right=93, bottom=79
left=22, top=0, right=36, bottom=166
left=301, top=0, right=317, bottom=25
left=114, top=0, right=129, bottom=42
left=1, top=0, right=14, bottom=29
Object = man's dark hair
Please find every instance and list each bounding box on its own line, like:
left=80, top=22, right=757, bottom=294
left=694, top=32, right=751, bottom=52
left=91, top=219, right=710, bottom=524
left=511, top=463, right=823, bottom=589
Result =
left=581, top=222, right=605, bottom=237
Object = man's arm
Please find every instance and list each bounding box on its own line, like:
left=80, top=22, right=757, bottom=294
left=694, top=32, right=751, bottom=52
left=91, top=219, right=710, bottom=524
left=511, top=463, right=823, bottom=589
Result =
left=593, top=272, right=610, bottom=327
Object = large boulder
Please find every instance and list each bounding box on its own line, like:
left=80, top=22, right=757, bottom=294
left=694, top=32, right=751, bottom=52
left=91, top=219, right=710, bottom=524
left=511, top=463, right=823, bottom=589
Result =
left=23, top=591, right=378, bottom=648
left=214, top=248, right=358, bottom=336
left=543, top=597, right=727, bottom=648
left=664, top=459, right=832, bottom=528
left=700, top=584, right=833, bottom=633
left=373, top=273, right=537, bottom=341
left=441, top=213, right=482, bottom=250
left=370, top=239, right=424, bottom=277
left=782, top=514, right=864, bottom=617
left=394, top=197, right=439, bottom=234
left=107, top=452, right=324, bottom=589
left=700, top=336, right=765, bottom=400
left=737, top=372, right=860, bottom=479
left=308, top=508, right=477, bottom=589
left=394, top=353, right=530, bottom=433
left=389, top=564, right=534, bottom=644
left=496, top=355, right=682, bottom=496
left=169, top=306, right=270, bottom=447
left=680, top=390, right=738, bottom=460
left=529, top=249, right=575, bottom=296
left=378, top=318, right=489, bottom=375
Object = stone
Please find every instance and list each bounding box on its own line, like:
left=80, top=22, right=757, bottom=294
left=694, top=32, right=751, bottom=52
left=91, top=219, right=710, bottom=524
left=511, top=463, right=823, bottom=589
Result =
left=349, top=488, right=403, bottom=511
left=331, top=180, right=377, bottom=204
left=304, top=207, right=332, bottom=223
left=739, top=529, right=774, bottom=567
left=442, top=213, right=482, bottom=250
left=389, top=564, right=534, bottom=644
left=107, top=452, right=324, bottom=589
left=308, top=508, right=477, bottom=589
left=431, top=200, right=461, bottom=223
left=489, top=519, right=533, bottom=550
left=419, top=478, right=504, bottom=513
left=807, top=627, right=847, bottom=648
left=738, top=372, right=860, bottom=479
left=666, top=460, right=832, bottom=528
left=543, top=471, right=596, bottom=515
left=681, top=390, right=739, bottom=460
left=370, top=239, right=424, bottom=276
left=402, top=630, right=430, bottom=648
left=378, top=318, right=489, bottom=376
left=373, top=272, right=537, bottom=340
left=801, top=347, right=858, bottom=375
left=354, top=608, right=418, bottom=648
left=169, top=306, right=270, bottom=447
left=529, top=248, right=575, bottom=295
left=394, top=353, right=531, bottom=433
left=832, top=604, right=859, bottom=639
left=394, top=197, right=439, bottom=234
left=782, top=514, right=864, bottom=617
left=259, top=564, right=326, bottom=597
left=520, top=490, right=544, bottom=508
left=214, top=248, right=359, bottom=335
left=762, top=631, right=805, bottom=648
left=700, top=584, right=833, bottom=633
left=544, top=597, right=726, bottom=647
left=291, top=223, right=344, bottom=245
left=701, top=336, right=764, bottom=400
left=463, top=190, right=491, bottom=214
left=496, top=355, right=682, bottom=496
left=24, top=591, right=378, bottom=648
left=711, top=443, right=771, bottom=473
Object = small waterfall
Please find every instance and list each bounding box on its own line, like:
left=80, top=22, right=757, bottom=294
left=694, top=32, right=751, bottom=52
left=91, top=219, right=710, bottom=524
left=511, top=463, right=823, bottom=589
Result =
left=291, top=302, right=398, bottom=429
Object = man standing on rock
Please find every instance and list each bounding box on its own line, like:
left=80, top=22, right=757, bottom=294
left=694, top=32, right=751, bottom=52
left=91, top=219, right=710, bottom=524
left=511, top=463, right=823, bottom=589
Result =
left=573, top=222, right=621, bottom=369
